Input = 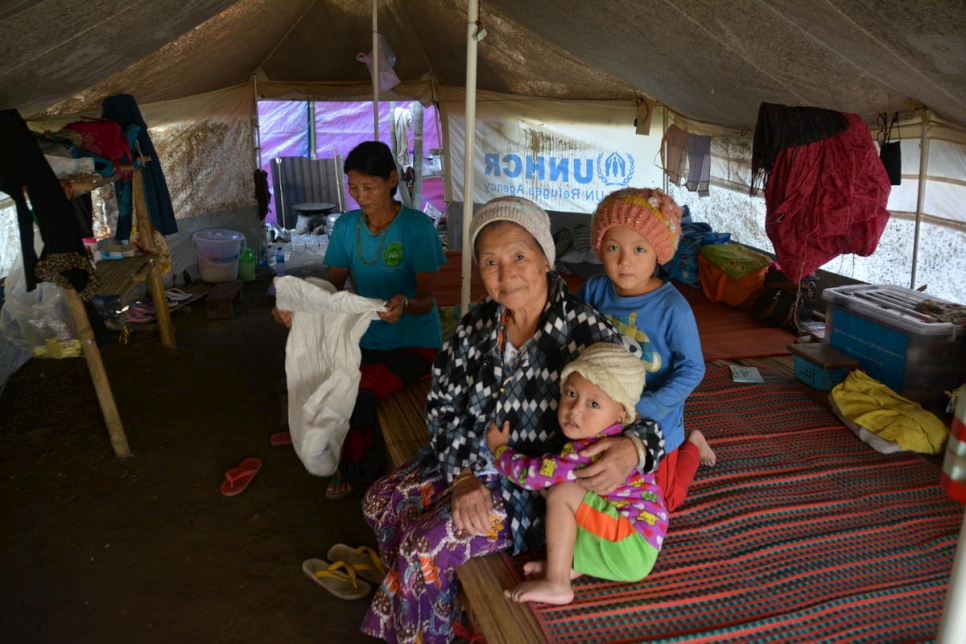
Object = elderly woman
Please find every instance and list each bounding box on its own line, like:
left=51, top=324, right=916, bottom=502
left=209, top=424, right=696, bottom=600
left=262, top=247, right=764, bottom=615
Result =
left=274, top=140, right=446, bottom=498
left=360, top=196, right=648, bottom=644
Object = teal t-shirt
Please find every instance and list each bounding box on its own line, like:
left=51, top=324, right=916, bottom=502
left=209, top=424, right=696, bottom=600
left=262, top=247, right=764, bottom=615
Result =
left=324, top=206, right=446, bottom=351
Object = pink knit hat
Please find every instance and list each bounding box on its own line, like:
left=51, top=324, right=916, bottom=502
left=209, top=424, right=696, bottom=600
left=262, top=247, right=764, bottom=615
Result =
left=591, top=188, right=683, bottom=264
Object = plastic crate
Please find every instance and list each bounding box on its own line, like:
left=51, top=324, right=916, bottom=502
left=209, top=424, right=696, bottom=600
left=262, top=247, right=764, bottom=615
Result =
left=823, top=284, right=966, bottom=404
left=793, top=355, right=850, bottom=391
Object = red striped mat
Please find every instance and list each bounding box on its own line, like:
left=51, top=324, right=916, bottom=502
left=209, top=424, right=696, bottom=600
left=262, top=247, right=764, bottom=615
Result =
left=513, top=365, right=962, bottom=643
left=675, top=284, right=796, bottom=361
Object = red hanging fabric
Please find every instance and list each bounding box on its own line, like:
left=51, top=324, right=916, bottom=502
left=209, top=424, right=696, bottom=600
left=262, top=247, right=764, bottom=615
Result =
left=764, top=112, right=892, bottom=282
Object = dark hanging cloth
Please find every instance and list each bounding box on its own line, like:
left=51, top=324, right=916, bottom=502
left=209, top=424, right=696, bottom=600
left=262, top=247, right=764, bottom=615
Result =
left=751, top=103, right=850, bottom=195
left=72, top=193, right=95, bottom=238
left=0, top=109, right=109, bottom=344
left=763, top=112, right=892, bottom=283
left=101, top=94, right=177, bottom=239
left=0, top=109, right=86, bottom=290
left=254, top=169, right=270, bottom=220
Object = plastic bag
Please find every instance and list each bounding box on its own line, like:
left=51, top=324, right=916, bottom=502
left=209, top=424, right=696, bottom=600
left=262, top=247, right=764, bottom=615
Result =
left=0, top=256, right=77, bottom=357
left=356, top=34, right=400, bottom=93
left=0, top=336, right=31, bottom=399
left=275, top=276, right=386, bottom=477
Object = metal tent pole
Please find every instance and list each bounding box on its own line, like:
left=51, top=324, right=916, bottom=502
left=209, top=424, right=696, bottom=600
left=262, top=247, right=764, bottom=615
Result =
left=372, top=0, right=380, bottom=140
left=911, top=110, right=931, bottom=289
left=460, top=0, right=480, bottom=313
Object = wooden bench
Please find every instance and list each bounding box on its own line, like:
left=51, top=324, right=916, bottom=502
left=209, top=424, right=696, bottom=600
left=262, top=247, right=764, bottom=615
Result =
left=376, top=379, right=548, bottom=644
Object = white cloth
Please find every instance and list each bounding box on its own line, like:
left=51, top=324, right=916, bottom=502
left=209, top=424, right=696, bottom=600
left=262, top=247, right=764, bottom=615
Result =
left=392, top=106, right=413, bottom=168
left=274, top=276, right=386, bottom=476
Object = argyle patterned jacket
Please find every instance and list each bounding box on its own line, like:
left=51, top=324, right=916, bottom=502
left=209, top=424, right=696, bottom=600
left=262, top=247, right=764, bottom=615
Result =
left=421, top=272, right=632, bottom=554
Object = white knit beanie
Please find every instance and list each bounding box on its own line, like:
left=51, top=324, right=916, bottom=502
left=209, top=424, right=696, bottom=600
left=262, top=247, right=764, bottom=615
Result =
left=469, top=196, right=556, bottom=267
left=560, top=342, right=645, bottom=423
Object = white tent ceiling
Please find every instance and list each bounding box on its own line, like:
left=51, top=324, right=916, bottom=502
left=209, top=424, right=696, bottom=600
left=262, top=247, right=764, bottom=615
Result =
left=1, top=0, right=964, bottom=129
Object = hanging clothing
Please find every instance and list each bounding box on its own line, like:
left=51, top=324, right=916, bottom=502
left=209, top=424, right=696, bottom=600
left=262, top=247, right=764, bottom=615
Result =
left=101, top=94, right=177, bottom=239
left=0, top=109, right=109, bottom=343
left=391, top=106, right=413, bottom=169
left=751, top=102, right=850, bottom=195
left=274, top=276, right=386, bottom=477
left=684, top=133, right=712, bottom=196
left=661, top=124, right=688, bottom=184
left=254, top=168, right=270, bottom=220
left=0, top=109, right=87, bottom=291
left=763, top=112, right=892, bottom=282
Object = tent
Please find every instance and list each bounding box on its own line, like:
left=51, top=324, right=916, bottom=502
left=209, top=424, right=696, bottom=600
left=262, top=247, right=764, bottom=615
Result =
left=2, top=2, right=966, bottom=640
left=1, top=0, right=965, bottom=301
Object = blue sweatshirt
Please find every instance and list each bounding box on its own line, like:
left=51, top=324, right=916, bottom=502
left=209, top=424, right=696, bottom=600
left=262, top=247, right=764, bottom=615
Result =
left=577, top=277, right=705, bottom=453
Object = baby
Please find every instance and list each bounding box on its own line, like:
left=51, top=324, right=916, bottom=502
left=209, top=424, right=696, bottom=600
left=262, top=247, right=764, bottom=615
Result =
left=486, top=342, right=667, bottom=605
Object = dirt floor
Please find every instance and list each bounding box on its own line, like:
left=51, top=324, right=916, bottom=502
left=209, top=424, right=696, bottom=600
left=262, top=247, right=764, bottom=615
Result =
left=0, top=258, right=386, bottom=643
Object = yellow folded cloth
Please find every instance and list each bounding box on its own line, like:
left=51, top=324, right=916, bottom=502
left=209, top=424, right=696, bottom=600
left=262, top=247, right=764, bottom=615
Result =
left=829, top=370, right=948, bottom=454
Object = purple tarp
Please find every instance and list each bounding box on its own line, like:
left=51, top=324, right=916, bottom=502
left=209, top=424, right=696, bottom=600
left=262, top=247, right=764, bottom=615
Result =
left=257, top=100, right=444, bottom=225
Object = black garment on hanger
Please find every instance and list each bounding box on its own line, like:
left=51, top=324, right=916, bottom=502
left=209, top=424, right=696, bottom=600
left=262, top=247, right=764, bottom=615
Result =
left=0, top=109, right=85, bottom=290
left=0, top=109, right=109, bottom=344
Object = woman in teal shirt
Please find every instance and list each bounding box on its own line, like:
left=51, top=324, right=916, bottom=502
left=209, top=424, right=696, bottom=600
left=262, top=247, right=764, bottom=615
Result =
left=276, top=141, right=446, bottom=498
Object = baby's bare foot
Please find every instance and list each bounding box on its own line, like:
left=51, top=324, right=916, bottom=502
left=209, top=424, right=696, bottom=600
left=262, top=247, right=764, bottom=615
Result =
left=505, top=579, right=575, bottom=605
left=689, top=430, right=717, bottom=467
left=522, top=560, right=582, bottom=580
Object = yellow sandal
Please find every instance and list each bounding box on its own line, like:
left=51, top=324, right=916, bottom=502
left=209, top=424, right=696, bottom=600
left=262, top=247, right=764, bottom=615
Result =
left=326, top=544, right=386, bottom=584
left=301, top=558, right=371, bottom=600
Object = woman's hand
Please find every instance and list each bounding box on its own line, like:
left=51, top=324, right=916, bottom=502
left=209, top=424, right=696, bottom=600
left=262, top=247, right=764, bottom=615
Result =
left=485, top=421, right=510, bottom=454
left=574, top=436, right=638, bottom=496
left=272, top=308, right=293, bottom=328
left=451, top=471, right=494, bottom=537
left=376, top=294, right=408, bottom=323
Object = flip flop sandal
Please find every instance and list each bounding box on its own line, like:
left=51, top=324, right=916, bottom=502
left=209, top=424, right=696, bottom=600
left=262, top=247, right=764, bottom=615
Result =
left=301, top=558, right=371, bottom=600
left=164, top=288, right=193, bottom=302
left=326, top=544, right=385, bottom=584
left=124, top=304, right=156, bottom=324
left=270, top=431, right=292, bottom=446
left=325, top=470, right=353, bottom=500
left=220, top=457, right=263, bottom=496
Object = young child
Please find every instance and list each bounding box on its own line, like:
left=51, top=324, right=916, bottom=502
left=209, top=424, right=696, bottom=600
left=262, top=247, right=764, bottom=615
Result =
left=486, top=342, right=667, bottom=605
left=578, top=187, right=716, bottom=513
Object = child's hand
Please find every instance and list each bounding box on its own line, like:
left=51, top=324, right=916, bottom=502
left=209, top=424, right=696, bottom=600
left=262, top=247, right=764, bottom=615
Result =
left=486, top=421, right=510, bottom=453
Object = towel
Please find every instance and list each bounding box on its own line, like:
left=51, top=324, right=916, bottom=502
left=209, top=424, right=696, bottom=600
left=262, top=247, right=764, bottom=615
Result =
left=830, top=370, right=948, bottom=455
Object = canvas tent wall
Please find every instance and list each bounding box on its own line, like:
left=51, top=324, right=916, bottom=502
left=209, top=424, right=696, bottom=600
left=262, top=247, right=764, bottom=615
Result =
left=1, top=0, right=965, bottom=299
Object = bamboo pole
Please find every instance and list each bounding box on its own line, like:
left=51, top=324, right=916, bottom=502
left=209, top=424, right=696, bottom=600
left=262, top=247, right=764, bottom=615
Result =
left=132, top=166, right=176, bottom=349
left=63, top=288, right=131, bottom=457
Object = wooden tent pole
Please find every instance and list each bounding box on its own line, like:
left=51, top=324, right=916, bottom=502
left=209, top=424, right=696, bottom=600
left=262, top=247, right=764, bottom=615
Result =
left=132, top=165, right=176, bottom=349
left=63, top=288, right=131, bottom=457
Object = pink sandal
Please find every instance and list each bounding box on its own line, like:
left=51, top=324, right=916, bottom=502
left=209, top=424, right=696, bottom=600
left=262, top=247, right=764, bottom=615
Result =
left=220, top=457, right=263, bottom=496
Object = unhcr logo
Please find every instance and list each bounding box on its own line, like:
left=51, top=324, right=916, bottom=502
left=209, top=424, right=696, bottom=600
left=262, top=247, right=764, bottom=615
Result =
left=597, top=152, right=635, bottom=187
left=483, top=152, right=635, bottom=186
left=482, top=151, right=636, bottom=202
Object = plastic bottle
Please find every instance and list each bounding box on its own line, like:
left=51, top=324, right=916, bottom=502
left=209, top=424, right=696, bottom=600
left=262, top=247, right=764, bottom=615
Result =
left=238, top=247, right=256, bottom=282
left=275, top=245, right=286, bottom=276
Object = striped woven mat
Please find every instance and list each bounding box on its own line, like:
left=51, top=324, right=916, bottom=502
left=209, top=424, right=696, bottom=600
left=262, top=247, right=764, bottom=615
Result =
left=675, top=283, right=796, bottom=361
left=514, top=365, right=962, bottom=643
